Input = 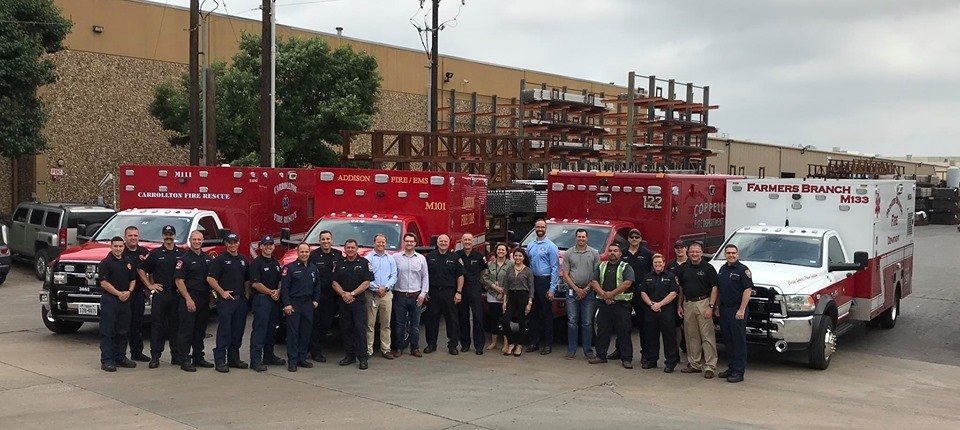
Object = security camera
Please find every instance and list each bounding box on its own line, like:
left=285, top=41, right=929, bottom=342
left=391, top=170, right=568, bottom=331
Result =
left=443, top=72, right=454, bottom=82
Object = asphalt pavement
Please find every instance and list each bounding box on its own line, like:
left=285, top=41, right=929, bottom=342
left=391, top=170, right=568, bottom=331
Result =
left=0, top=225, right=958, bottom=429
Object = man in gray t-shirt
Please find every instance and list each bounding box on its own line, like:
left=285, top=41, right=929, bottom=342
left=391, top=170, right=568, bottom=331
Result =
left=560, top=228, right=600, bottom=359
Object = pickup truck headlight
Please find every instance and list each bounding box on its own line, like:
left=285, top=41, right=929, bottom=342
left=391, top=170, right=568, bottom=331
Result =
left=784, top=294, right=816, bottom=313
left=53, top=273, right=67, bottom=285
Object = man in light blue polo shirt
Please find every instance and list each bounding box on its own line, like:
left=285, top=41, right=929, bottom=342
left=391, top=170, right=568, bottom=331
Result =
left=525, top=219, right=559, bottom=355
left=366, top=234, right=397, bottom=360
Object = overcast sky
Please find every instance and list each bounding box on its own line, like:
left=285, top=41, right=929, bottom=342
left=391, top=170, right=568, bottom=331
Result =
left=152, top=0, right=959, bottom=156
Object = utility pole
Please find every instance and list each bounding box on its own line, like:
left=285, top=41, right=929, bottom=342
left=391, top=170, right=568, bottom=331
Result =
left=188, top=0, right=200, bottom=165
left=429, top=0, right=439, bottom=133
left=259, top=0, right=275, bottom=167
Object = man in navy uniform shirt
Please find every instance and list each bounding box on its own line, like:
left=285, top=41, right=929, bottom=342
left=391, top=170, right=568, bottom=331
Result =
left=139, top=225, right=183, bottom=368
left=207, top=233, right=250, bottom=373
left=332, top=239, right=375, bottom=369
left=716, top=244, right=754, bottom=383
left=282, top=243, right=322, bottom=372
left=249, top=235, right=286, bottom=372
left=175, top=230, right=214, bottom=372
left=98, top=236, right=137, bottom=372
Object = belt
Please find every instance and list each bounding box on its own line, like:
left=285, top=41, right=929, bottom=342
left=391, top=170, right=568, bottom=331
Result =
left=395, top=290, right=421, bottom=298
left=686, top=295, right=710, bottom=302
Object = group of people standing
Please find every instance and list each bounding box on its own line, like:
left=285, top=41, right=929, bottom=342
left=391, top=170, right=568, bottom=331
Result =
left=96, top=218, right=754, bottom=383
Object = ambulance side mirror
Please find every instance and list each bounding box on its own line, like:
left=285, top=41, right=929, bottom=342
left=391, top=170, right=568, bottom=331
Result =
left=853, top=251, right=868, bottom=270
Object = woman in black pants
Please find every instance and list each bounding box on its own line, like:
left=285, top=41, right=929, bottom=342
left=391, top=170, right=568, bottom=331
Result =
left=501, top=249, right=534, bottom=357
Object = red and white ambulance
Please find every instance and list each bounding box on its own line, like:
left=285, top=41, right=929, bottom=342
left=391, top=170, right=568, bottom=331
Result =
left=713, top=178, right=915, bottom=369
left=280, top=168, right=488, bottom=264
left=40, top=164, right=316, bottom=333
left=519, top=170, right=735, bottom=316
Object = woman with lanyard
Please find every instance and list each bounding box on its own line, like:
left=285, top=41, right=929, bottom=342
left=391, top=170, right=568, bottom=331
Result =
left=501, top=248, right=534, bottom=357
left=483, top=243, right=510, bottom=353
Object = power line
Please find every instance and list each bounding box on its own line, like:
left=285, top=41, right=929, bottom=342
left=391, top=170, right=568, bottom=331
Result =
left=152, top=0, right=171, bottom=59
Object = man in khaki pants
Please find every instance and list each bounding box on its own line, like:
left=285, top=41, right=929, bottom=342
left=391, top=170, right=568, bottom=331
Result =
left=677, top=242, right=719, bottom=379
left=366, top=234, right=397, bottom=360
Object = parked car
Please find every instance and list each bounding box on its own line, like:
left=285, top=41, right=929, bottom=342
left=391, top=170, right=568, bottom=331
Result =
left=0, top=224, right=10, bottom=285
left=7, top=202, right=115, bottom=280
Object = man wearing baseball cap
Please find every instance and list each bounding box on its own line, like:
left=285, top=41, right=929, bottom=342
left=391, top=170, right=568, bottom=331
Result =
left=249, top=235, right=286, bottom=372
left=139, top=225, right=184, bottom=368
left=207, top=233, right=251, bottom=373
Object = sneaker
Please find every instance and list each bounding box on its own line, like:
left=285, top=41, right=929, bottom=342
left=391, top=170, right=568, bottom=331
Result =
left=622, top=361, right=634, bottom=369
left=704, top=369, right=716, bottom=379
left=381, top=352, right=395, bottom=360
left=584, top=352, right=597, bottom=360
left=411, top=349, right=423, bottom=358
left=391, top=349, right=402, bottom=358
left=101, top=362, right=117, bottom=372
left=540, top=346, right=552, bottom=355
left=565, top=352, right=576, bottom=360
left=588, top=356, right=608, bottom=364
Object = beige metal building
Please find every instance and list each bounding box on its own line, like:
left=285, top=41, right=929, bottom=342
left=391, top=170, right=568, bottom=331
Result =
left=0, top=0, right=938, bottom=214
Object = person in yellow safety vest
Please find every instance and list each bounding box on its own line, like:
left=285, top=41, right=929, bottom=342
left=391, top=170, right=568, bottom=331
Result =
left=587, top=242, right=637, bottom=369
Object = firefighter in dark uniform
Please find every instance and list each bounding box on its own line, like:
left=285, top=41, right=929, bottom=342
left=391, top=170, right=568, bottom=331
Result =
left=208, top=233, right=250, bottom=373
left=249, top=235, right=286, bottom=372
left=456, top=233, right=488, bottom=354
left=175, top=230, right=214, bottom=372
left=639, top=254, right=680, bottom=372
left=610, top=228, right=653, bottom=362
left=282, top=242, right=322, bottom=372
left=666, top=240, right=688, bottom=353
left=308, top=230, right=343, bottom=363
left=332, top=239, right=374, bottom=369
left=139, top=225, right=183, bottom=368
left=717, top=244, right=753, bottom=383
left=122, top=226, right=151, bottom=363
left=423, top=234, right=464, bottom=355
left=98, top=236, right=137, bottom=372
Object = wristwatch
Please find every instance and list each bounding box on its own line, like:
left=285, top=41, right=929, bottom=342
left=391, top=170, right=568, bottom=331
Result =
left=708, top=303, right=716, bottom=309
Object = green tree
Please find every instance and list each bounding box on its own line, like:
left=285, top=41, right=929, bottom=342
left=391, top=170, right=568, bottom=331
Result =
left=150, top=33, right=381, bottom=167
left=0, top=0, right=72, bottom=158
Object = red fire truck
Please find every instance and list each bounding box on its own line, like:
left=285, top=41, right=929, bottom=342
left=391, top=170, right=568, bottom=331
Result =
left=280, top=168, right=488, bottom=264
left=39, top=164, right=316, bottom=333
left=519, top=170, right=735, bottom=315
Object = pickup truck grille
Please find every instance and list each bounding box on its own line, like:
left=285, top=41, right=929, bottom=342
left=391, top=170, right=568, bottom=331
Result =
left=49, top=261, right=105, bottom=316
left=715, top=284, right=784, bottom=343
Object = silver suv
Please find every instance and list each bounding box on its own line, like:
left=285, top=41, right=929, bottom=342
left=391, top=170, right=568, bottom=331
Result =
left=8, top=203, right=115, bottom=280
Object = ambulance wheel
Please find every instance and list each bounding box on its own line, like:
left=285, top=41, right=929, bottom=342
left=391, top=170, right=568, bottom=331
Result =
left=807, top=316, right=836, bottom=370
left=42, top=307, right=83, bottom=334
left=877, top=287, right=900, bottom=329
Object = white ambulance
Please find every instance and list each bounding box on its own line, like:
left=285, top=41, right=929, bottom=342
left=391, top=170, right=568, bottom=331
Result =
left=712, top=178, right=915, bottom=369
